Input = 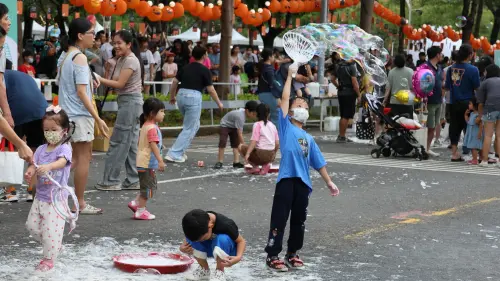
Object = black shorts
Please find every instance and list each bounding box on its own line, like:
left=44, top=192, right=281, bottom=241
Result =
left=14, top=119, right=44, bottom=148
left=338, top=94, right=357, bottom=119
left=218, top=127, right=240, bottom=149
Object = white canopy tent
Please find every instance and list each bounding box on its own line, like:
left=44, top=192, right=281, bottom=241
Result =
left=254, top=34, right=284, bottom=48
left=167, top=27, right=201, bottom=42
left=22, top=21, right=102, bottom=40
left=207, top=29, right=249, bottom=44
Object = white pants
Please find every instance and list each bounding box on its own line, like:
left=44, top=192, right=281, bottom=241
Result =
left=162, top=78, right=173, bottom=95
left=26, top=199, right=65, bottom=261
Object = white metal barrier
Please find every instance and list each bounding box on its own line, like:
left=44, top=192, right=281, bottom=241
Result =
left=39, top=79, right=338, bottom=128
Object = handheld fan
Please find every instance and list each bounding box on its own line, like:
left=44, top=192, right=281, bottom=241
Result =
left=34, top=163, right=79, bottom=233
left=282, top=31, right=318, bottom=78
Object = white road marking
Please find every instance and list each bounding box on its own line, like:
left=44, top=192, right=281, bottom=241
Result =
left=323, top=152, right=500, bottom=176
left=157, top=170, right=243, bottom=184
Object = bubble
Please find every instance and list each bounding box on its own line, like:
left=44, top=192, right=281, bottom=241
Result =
left=455, top=16, right=467, bottom=28
left=284, top=23, right=390, bottom=86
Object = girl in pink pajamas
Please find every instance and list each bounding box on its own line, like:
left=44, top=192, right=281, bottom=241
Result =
left=24, top=106, right=73, bottom=272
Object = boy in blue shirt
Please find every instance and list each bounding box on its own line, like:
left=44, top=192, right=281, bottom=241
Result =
left=264, top=65, right=340, bottom=271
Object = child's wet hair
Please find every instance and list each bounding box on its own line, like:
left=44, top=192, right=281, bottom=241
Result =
left=256, top=103, right=270, bottom=125
left=42, top=109, right=75, bottom=144
left=140, top=97, right=165, bottom=126
left=182, top=209, right=209, bottom=241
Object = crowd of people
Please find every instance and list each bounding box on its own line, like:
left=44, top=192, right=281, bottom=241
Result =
left=0, top=2, right=499, bottom=279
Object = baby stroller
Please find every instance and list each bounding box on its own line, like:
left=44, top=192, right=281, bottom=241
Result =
left=365, top=94, right=429, bottom=161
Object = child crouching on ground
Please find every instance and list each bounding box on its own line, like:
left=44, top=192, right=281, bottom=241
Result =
left=264, top=64, right=340, bottom=271
left=213, top=101, right=259, bottom=169
left=239, top=103, right=279, bottom=175
left=128, top=98, right=165, bottom=220
left=180, top=209, right=246, bottom=281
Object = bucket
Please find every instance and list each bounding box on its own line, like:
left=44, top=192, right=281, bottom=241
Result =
left=324, top=116, right=340, bottom=131
left=307, top=82, right=320, bottom=98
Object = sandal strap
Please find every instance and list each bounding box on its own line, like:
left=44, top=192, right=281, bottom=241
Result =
left=289, top=256, right=304, bottom=266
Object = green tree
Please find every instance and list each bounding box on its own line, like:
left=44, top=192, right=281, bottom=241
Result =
left=485, top=0, right=499, bottom=43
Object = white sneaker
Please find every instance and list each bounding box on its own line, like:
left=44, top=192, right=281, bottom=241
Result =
left=165, top=155, right=186, bottom=163
left=479, top=161, right=489, bottom=167
left=183, top=153, right=188, bottom=161
left=185, top=266, right=210, bottom=280
left=210, top=270, right=226, bottom=281
left=433, top=139, right=442, bottom=147
left=26, top=194, right=34, bottom=202
left=427, top=150, right=440, bottom=157
left=94, top=184, right=122, bottom=191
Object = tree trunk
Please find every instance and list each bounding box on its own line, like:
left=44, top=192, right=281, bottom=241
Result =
left=22, top=5, right=34, bottom=45
left=201, top=20, right=209, bottom=46
left=261, top=12, right=291, bottom=49
left=218, top=0, right=234, bottom=99
left=398, top=0, right=405, bottom=54
left=490, top=8, right=500, bottom=43
left=473, top=0, right=484, bottom=38
left=55, top=4, right=67, bottom=37
left=360, top=0, right=374, bottom=33
left=461, top=0, right=478, bottom=45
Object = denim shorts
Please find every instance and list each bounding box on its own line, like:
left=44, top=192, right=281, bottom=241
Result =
left=482, top=111, right=500, bottom=122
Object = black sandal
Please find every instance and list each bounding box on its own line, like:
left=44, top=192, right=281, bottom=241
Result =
left=451, top=157, right=465, bottom=162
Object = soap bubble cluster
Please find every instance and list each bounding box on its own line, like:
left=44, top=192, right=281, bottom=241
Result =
left=284, top=23, right=390, bottom=86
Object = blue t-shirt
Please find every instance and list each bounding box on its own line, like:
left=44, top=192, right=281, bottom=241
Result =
left=4, top=70, right=48, bottom=125
left=426, top=62, right=443, bottom=104
left=277, top=108, right=326, bottom=191
left=445, top=63, right=480, bottom=104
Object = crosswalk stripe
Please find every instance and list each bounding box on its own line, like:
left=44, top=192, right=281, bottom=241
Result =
left=323, top=152, right=500, bottom=176
left=186, top=147, right=500, bottom=176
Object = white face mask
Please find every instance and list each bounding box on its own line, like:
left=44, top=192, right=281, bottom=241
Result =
left=44, top=131, right=64, bottom=145
left=291, top=108, right=309, bottom=124
left=28, top=58, right=34, bottom=64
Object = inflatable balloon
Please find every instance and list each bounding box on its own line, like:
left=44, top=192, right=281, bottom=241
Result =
left=412, top=65, right=435, bottom=99
left=394, top=90, right=417, bottom=105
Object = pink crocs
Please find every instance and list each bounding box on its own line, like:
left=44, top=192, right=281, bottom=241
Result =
left=35, top=259, right=54, bottom=272
left=134, top=209, right=156, bottom=220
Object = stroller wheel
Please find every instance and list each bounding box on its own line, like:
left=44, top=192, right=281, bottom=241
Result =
left=381, top=147, right=391, bottom=157
left=371, top=148, right=381, bottom=158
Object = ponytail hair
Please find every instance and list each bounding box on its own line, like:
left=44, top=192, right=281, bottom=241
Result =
left=456, top=44, right=473, bottom=63
left=63, top=18, right=92, bottom=52
left=256, top=103, right=270, bottom=125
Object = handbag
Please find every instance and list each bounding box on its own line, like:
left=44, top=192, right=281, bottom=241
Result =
left=356, top=106, right=375, bottom=140
left=0, top=138, right=25, bottom=185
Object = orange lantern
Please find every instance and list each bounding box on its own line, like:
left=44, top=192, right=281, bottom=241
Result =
left=344, top=0, right=353, bottom=6
left=236, top=4, right=248, bottom=18
left=114, top=0, right=128, bottom=15
left=261, top=8, right=272, bottom=21
left=234, top=0, right=242, bottom=8
left=182, top=0, right=196, bottom=12
left=496, top=41, right=500, bottom=50
left=73, top=0, right=85, bottom=7
left=84, top=0, right=101, bottom=14
left=296, top=0, right=304, bottom=12
left=352, top=0, right=360, bottom=4
left=242, top=13, right=252, bottom=25
left=212, top=5, right=221, bottom=19
left=136, top=1, right=151, bottom=17
left=100, top=0, right=115, bottom=16
left=314, top=0, right=321, bottom=11
left=280, top=0, right=291, bottom=13
left=162, top=7, right=175, bottom=21
left=126, top=0, right=140, bottom=9
left=268, top=0, right=281, bottom=13
left=173, top=3, right=185, bottom=18
left=148, top=5, right=163, bottom=21
left=253, top=12, right=263, bottom=26
left=191, top=1, right=204, bottom=16
left=200, top=5, right=213, bottom=21
left=289, top=0, right=299, bottom=13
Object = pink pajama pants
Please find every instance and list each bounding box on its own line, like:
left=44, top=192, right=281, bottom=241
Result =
left=26, top=199, right=65, bottom=261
